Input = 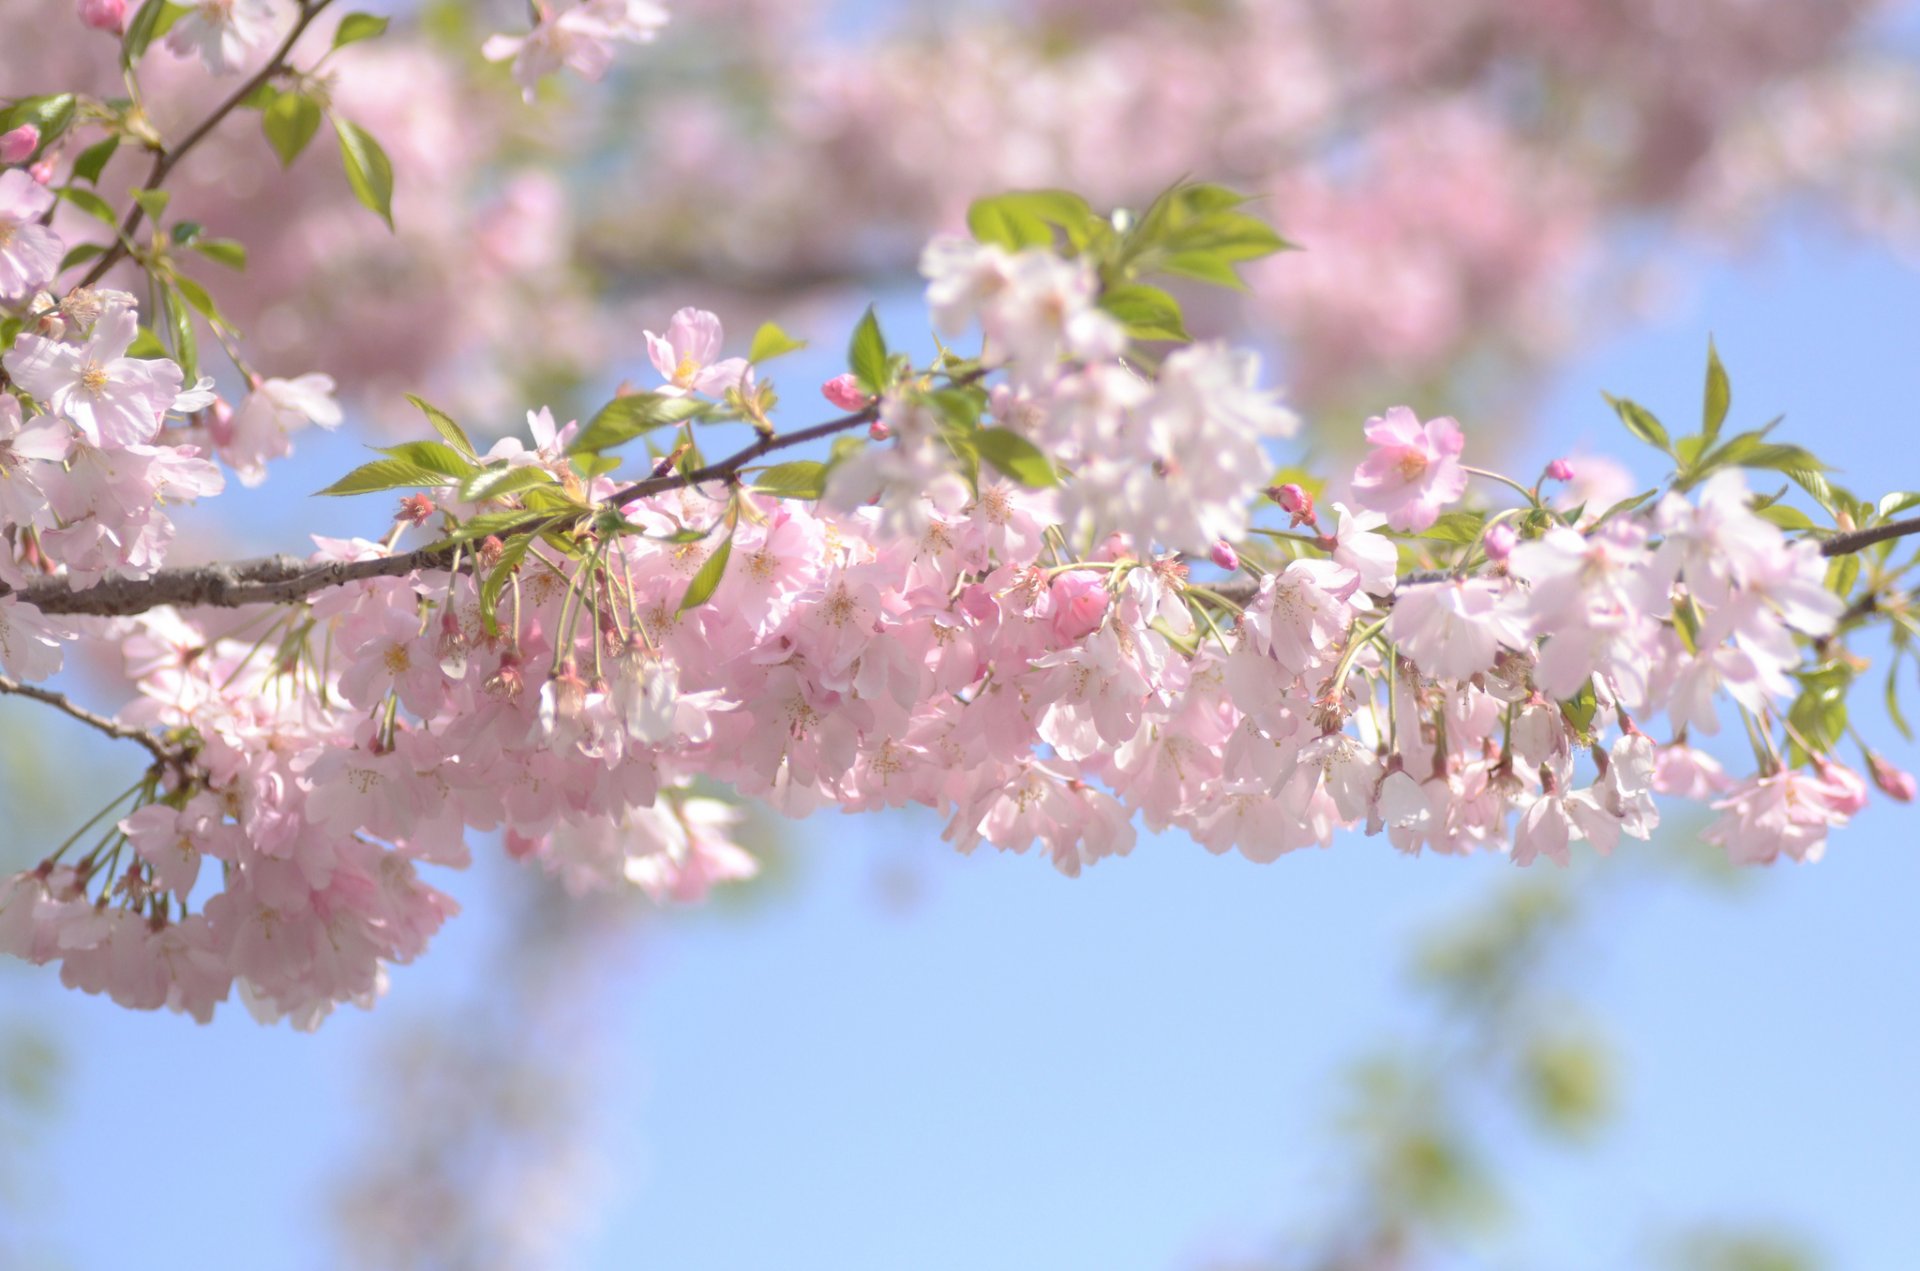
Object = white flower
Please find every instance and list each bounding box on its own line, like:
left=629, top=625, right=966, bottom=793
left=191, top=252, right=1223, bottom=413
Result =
left=3, top=306, right=183, bottom=449
left=1387, top=577, right=1530, bottom=680
left=0, top=170, right=62, bottom=300
left=222, top=374, right=342, bottom=486
left=164, top=0, right=289, bottom=75
left=483, top=0, right=669, bottom=102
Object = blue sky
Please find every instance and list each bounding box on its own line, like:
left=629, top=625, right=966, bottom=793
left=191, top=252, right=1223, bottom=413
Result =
left=8, top=116, right=1920, bottom=1271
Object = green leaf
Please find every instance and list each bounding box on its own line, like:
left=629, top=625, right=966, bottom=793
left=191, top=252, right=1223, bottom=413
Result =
left=315, top=459, right=452, bottom=496
left=57, top=243, right=105, bottom=272
left=567, top=392, right=704, bottom=455
left=966, top=189, right=1102, bottom=252
left=332, top=117, right=394, bottom=228
left=0, top=94, right=78, bottom=152
left=58, top=186, right=119, bottom=226
left=190, top=238, right=248, bottom=270
left=121, top=0, right=184, bottom=66
left=1888, top=657, right=1913, bottom=742
left=1604, top=394, right=1673, bottom=457
left=162, top=285, right=196, bottom=379
left=332, top=12, right=390, bottom=46
left=404, top=394, right=477, bottom=458
left=172, top=274, right=219, bottom=322
left=71, top=136, right=120, bottom=185
left=126, top=326, right=169, bottom=359
left=1592, top=489, right=1658, bottom=528
left=169, top=220, right=204, bottom=246
left=678, top=533, right=733, bottom=612
left=377, top=440, right=479, bottom=480
left=131, top=188, right=170, bottom=223
left=262, top=91, right=322, bottom=167
left=1418, top=510, right=1487, bottom=545
left=974, top=427, right=1057, bottom=488
left=1702, top=337, right=1730, bottom=448
left=1100, top=283, right=1190, bottom=342
left=848, top=306, right=889, bottom=395
left=460, top=465, right=559, bottom=503
left=446, top=510, right=543, bottom=542
left=1755, top=504, right=1816, bottom=531
left=1879, top=492, right=1920, bottom=521
left=752, top=460, right=828, bottom=499
left=479, top=534, right=533, bottom=637
left=1560, top=680, right=1599, bottom=734
left=748, top=321, right=807, bottom=363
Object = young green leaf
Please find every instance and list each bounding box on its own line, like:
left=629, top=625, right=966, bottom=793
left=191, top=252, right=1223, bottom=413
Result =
left=966, top=189, right=1102, bottom=252
left=405, top=394, right=478, bottom=458
left=58, top=186, right=120, bottom=226
left=752, top=460, right=829, bottom=499
left=974, top=427, right=1058, bottom=488
left=57, top=243, right=105, bottom=272
left=849, top=306, right=889, bottom=395
left=262, top=91, right=323, bottom=167
left=161, top=285, right=196, bottom=380
left=1703, top=337, right=1730, bottom=448
left=678, top=533, right=734, bottom=612
left=332, top=12, right=391, bottom=46
left=121, top=0, right=184, bottom=66
left=71, top=136, right=120, bottom=185
left=1603, top=393, right=1673, bottom=457
left=0, top=94, right=78, bottom=149
left=567, top=392, right=705, bottom=455
left=460, top=465, right=559, bottom=503
left=316, top=459, right=452, bottom=496
left=377, top=440, right=479, bottom=480
left=479, top=534, right=534, bottom=637
left=131, top=188, right=170, bottom=223
left=333, top=117, right=394, bottom=229
left=190, top=238, right=248, bottom=270
left=748, top=321, right=807, bottom=363
left=1100, top=283, right=1190, bottom=343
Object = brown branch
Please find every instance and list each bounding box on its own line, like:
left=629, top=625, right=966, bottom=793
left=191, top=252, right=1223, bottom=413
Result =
left=73, top=0, right=334, bottom=291
left=3, top=397, right=889, bottom=618
left=1819, top=515, right=1920, bottom=558
left=0, top=673, right=176, bottom=768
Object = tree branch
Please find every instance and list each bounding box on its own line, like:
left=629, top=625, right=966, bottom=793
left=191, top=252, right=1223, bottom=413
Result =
left=1819, top=515, right=1920, bottom=558
left=0, top=673, right=177, bottom=769
left=73, top=0, right=334, bottom=291
left=3, top=398, right=886, bottom=619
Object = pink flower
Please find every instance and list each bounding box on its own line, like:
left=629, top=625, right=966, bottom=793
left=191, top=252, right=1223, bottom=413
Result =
left=821, top=373, right=872, bottom=412
left=1545, top=457, right=1575, bottom=481
left=0, top=169, right=62, bottom=300
left=1387, top=577, right=1529, bottom=680
left=164, top=0, right=288, bottom=74
left=1047, top=571, right=1110, bottom=642
left=76, top=0, right=128, bottom=32
left=1271, top=482, right=1316, bottom=527
left=1483, top=521, right=1517, bottom=563
left=483, top=0, right=669, bottom=102
left=0, top=126, right=38, bottom=165
left=1351, top=405, right=1468, bottom=532
left=643, top=307, right=753, bottom=398
left=3, top=304, right=182, bottom=448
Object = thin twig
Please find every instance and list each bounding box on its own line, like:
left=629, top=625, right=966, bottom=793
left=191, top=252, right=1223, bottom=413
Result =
left=73, top=0, right=335, bottom=290
left=0, top=673, right=175, bottom=768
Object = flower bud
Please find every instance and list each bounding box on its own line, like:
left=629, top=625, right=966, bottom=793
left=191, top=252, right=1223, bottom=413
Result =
left=477, top=535, right=506, bottom=568
left=1869, top=754, right=1917, bottom=803
left=868, top=417, right=891, bottom=442
left=78, top=0, right=129, bottom=32
left=821, top=373, right=872, bottom=413
left=1269, top=482, right=1316, bottom=528
left=1484, top=522, right=1517, bottom=563
left=1545, top=458, right=1575, bottom=482
left=28, top=157, right=54, bottom=185
left=0, top=125, right=39, bottom=165
left=1209, top=539, right=1239, bottom=571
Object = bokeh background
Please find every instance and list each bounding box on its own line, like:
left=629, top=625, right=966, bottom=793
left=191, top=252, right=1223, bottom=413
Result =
left=4, top=1, right=1920, bottom=1266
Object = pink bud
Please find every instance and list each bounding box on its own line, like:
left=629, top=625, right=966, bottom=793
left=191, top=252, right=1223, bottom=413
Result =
left=1813, top=759, right=1870, bottom=817
left=1209, top=539, right=1239, bottom=571
left=77, top=0, right=128, bottom=32
left=1484, top=522, right=1517, bottom=563
left=0, top=125, right=39, bottom=165
left=1270, top=482, right=1316, bottom=528
left=1047, top=571, right=1110, bottom=643
left=1545, top=458, right=1575, bottom=482
left=822, top=373, right=872, bottom=413
left=1869, top=754, right=1917, bottom=803
left=867, top=418, right=891, bottom=442
left=28, top=158, right=55, bottom=185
